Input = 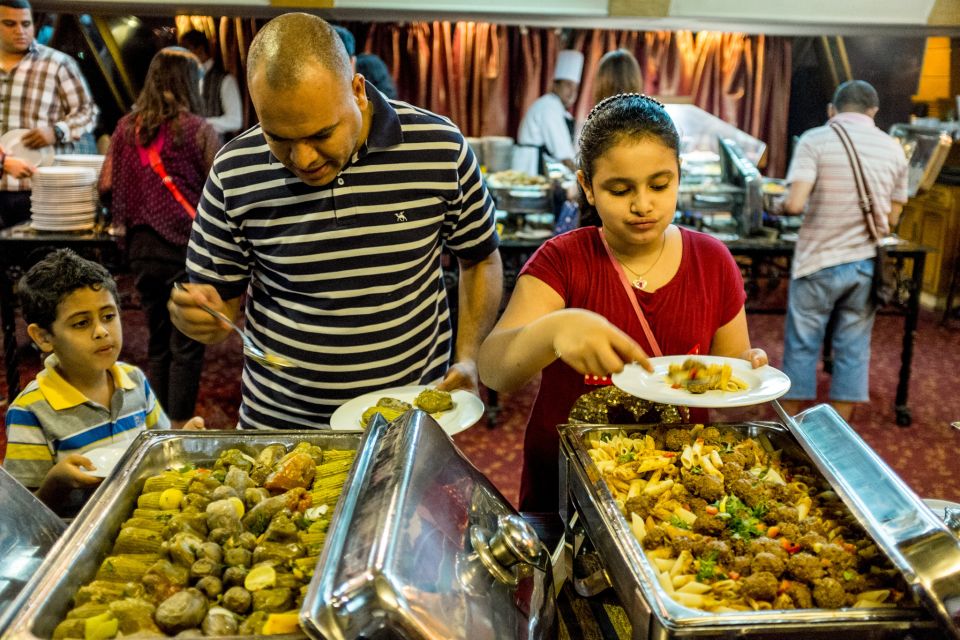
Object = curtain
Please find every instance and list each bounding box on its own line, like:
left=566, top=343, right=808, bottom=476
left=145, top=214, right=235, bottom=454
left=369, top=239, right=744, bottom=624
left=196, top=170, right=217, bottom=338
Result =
left=176, top=19, right=792, bottom=176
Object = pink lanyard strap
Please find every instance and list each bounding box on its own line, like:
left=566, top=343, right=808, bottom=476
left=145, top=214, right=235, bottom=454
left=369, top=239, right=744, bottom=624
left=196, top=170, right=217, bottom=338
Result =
left=135, top=123, right=196, bottom=220
left=597, top=227, right=663, bottom=357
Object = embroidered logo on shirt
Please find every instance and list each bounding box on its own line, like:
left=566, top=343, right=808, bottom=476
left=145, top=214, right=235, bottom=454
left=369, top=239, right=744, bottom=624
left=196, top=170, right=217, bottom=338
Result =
left=395, top=211, right=407, bottom=222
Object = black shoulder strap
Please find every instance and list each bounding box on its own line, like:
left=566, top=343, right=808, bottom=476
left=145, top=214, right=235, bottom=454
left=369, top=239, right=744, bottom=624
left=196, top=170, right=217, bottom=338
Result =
left=831, top=122, right=880, bottom=241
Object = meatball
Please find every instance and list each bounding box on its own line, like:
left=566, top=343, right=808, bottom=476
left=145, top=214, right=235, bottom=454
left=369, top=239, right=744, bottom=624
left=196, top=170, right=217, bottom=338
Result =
left=693, top=513, right=726, bottom=536
left=749, top=537, right=787, bottom=560
left=730, top=555, right=752, bottom=577
left=797, top=531, right=827, bottom=552
left=819, top=543, right=857, bottom=571
left=719, top=450, right=746, bottom=467
left=751, top=552, right=785, bottom=578
left=730, top=478, right=765, bottom=509
left=835, top=569, right=867, bottom=593
left=787, top=552, right=825, bottom=583
left=222, top=586, right=252, bottom=615
left=693, top=474, right=725, bottom=503
left=643, top=526, right=668, bottom=548
left=625, top=494, right=656, bottom=518
left=721, top=461, right=745, bottom=491
left=663, top=428, right=688, bottom=452
left=812, top=577, right=848, bottom=609
left=784, top=582, right=814, bottom=609
left=766, top=505, right=799, bottom=525
left=703, top=540, right=733, bottom=565
left=741, top=571, right=779, bottom=602
left=777, top=523, right=801, bottom=542
left=700, top=426, right=721, bottom=445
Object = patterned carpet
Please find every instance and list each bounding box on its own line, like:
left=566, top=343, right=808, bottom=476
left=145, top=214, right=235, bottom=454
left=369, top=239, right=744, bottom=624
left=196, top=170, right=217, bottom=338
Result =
left=3, top=273, right=959, bottom=507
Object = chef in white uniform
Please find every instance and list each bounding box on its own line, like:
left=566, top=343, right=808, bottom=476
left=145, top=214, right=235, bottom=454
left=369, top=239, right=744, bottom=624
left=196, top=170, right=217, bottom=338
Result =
left=517, top=50, right=584, bottom=172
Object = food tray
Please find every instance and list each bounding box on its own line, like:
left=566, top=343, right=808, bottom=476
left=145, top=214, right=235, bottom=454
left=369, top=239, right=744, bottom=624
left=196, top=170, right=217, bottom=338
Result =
left=559, top=407, right=958, bottom=639
left=5, top=430, right=364, bottom=640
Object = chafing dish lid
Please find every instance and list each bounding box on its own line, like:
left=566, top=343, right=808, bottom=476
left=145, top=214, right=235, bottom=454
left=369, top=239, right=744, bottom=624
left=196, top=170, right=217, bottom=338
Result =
left=300, top=410, right=555, bottom=640
left=0, top=466, right=66, bottom=634
left=783, top=404, right=960, bottom=638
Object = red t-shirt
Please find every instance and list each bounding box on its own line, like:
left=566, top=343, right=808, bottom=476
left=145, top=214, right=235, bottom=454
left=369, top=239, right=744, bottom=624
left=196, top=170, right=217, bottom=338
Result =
left=517, top=225, right=746, bottom=510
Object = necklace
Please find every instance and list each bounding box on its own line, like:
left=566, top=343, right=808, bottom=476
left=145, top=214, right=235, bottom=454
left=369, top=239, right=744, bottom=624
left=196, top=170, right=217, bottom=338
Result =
left=615, top=233, right=668, bottom=290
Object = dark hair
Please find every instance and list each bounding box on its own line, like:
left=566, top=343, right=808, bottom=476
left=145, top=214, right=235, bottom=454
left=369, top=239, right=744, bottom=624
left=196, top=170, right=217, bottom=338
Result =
left=577, top=93, right=680, bottom=227
left=178, top=30, right=209, bottom=54
left=332, top=25, right=355, bottom=58
left=356, top=53, right=397, bottom=99
left=130, top=46, right=202, bottom=146
left=0, top=0, right=31, bottom=9
left=832, top=80, right=879, bottom=113
left=19, top=249, right=119, bottom=330
left=593, top=49, right=643, bottom=104
left=248, top=13, right=351, bottom=90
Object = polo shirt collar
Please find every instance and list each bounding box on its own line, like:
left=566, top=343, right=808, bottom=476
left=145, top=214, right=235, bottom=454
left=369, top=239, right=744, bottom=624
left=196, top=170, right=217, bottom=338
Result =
left=361, top=80, right=403, bottom=153
left=37, top=354, right=136, bottom=410
left=830, top=112, right=875, bottom=127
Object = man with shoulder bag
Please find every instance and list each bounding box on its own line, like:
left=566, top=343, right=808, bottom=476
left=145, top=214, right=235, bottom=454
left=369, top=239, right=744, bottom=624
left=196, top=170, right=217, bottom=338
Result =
left=777, top=80, right=908, bottom=422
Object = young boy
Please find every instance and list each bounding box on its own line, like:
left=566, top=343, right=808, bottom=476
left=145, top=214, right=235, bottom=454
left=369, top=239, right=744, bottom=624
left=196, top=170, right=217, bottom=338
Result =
left=3, top=249, right=202, bottom=513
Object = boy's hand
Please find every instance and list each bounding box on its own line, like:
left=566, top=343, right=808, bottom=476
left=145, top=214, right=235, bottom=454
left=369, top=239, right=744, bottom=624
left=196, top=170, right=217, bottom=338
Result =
left=45, top=454, right=102, bottom=489
left=181, top=416, right=206, bottom=430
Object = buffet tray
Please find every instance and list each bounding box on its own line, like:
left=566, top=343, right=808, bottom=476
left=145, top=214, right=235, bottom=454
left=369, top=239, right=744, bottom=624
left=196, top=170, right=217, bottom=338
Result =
left=559, top=405, right=959, bottom=639
left=5, top=429, right=365, bottom=640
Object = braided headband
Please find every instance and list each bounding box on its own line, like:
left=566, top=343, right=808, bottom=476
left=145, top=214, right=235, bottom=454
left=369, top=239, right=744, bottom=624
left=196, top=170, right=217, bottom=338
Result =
left=586, top=92, right=665, bottom=122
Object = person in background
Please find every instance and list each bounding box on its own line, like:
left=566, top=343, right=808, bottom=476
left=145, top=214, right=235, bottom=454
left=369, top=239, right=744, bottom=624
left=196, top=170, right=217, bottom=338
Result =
left=169, top=13, right=502, bottom=430
left=179, top=30, right=243, bottom=143
left=3, top=249, right=203, bottom=514
left=517, top=49, right=584, bottom=172
left=99, top=47, right=220, bottom=429
left=479, top=94, right=767, bottom=512
left=778, top=80, right=908, bottom=422
left=332, top=24, right=356, bottom=68
left=593, top=48, right=643, bottom=104
left=356, top=52, right=397, bottom=100
left=0, top=0, right=99, bottom=227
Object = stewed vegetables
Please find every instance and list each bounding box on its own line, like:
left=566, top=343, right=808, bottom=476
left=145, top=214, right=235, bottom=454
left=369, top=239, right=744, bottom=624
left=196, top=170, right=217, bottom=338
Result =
left=52, top=442, right=355, bottom=638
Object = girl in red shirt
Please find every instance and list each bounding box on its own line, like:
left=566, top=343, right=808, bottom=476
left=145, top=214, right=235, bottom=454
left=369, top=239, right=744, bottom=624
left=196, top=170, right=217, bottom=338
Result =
left=478, top=93, right=768, bottom=511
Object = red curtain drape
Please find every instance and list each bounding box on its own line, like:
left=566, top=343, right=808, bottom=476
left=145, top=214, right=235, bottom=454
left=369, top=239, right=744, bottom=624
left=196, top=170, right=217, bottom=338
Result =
left=187, top=19, right=792, bottom=176
left=358, top=24, right=791, bottom=176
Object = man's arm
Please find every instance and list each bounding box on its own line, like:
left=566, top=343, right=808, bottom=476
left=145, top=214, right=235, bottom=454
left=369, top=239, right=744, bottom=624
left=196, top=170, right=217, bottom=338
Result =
left=435, top=250, right=503, bottom=394
left=888, top=201, right=905, bottom=231
left=206, top=73, right=243, bottom=136
left=23, top=57, right=99, bottom=149
left=781, top=180, right=814, bottom=215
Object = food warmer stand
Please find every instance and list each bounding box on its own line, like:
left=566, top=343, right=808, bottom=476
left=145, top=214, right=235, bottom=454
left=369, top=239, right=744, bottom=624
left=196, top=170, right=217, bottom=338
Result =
left=5, top=411, right=556, bottom=639
left=559, top=403, right=960, bottom=639
left=666, top=104, right=769, bottom=240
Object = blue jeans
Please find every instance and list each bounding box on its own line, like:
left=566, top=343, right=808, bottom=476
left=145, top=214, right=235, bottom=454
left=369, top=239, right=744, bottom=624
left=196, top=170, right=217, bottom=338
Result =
left=782, top=259, right=876, bottom=402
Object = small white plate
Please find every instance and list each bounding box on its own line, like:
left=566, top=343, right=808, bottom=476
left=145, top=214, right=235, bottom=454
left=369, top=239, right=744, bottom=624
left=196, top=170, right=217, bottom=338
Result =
left=612, top=356, right=791, bottom=408
left=329, top=385, right=485, bottom=436
left=82, top=444, right=130, bottom=478
left=0, top=128, right=54, bottom=169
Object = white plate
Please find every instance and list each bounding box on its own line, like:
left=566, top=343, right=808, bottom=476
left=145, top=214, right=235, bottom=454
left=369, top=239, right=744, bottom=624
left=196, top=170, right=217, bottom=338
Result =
left=0, top=129, right=55, bottom=169
left=329, top=385, right=485, bottom=436
left=82, top=443, right=131, bottom=478
left=612, top=356, right=791, bottom=408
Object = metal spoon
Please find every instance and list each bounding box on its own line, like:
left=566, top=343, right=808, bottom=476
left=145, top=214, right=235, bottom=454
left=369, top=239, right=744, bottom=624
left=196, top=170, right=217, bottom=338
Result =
left=173, top=282, right=295, bottom=369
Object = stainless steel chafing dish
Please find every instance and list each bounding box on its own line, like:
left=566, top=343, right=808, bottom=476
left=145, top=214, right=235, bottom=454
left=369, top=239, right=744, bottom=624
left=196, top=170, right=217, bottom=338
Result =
left=7, top=411, right=555, bottom=640
left=0, top=467, right=66, bottom=635
left=559, top=404, right=960, bottom=639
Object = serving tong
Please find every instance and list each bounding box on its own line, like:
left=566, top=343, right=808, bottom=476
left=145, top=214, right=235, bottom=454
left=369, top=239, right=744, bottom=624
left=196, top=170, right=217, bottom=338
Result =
left=173, top=282, right=295, bottom=369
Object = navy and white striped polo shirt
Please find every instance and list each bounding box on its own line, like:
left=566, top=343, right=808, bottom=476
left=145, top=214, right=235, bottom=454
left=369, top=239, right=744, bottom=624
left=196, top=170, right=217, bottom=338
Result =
left=187, top=83, right=500, bottom=429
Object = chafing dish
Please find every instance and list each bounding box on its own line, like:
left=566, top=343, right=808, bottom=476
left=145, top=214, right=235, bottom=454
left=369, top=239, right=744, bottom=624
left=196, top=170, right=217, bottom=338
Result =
left=7, top=411, right=555, bottom=640
left=559, top=404, right=960, bottom=639
left=0, top=467, right=66, bottom=635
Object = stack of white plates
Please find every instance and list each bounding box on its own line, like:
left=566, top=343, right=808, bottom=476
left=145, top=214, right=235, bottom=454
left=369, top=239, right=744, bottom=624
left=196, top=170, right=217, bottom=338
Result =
left=30, top=166, right=98, bottom=231
left=55, top=153, right=105, bottom=205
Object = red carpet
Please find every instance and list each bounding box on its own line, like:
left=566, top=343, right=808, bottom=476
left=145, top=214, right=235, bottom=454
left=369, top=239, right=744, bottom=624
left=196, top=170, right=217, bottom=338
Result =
left=4, top=273, right=959, bottom=508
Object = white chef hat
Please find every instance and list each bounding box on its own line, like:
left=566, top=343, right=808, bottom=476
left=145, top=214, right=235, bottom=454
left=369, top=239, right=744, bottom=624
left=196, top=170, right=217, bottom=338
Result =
left=553, top=50, right=584, bottom=84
